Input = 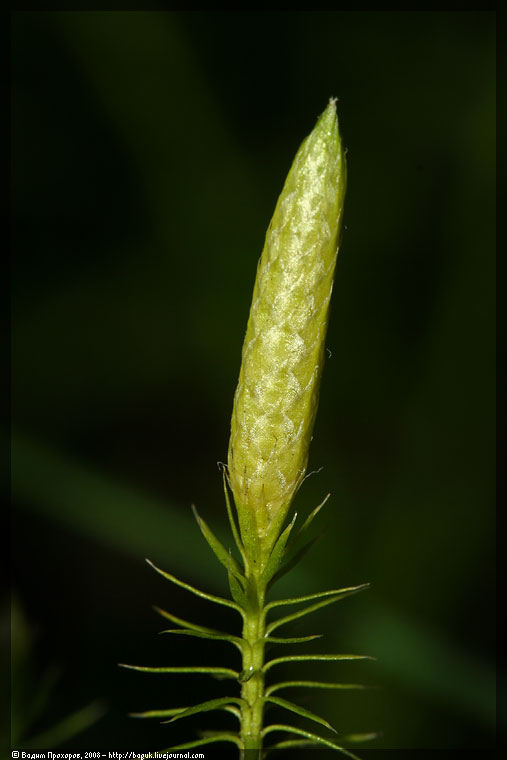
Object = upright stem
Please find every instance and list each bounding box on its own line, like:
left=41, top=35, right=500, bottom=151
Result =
left=239, top=572, right=267, bottom=759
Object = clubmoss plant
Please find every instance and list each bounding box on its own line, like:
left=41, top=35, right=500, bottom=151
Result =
left=121, top=99, right=374, bottom=758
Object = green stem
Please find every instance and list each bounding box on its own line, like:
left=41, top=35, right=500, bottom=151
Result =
left=239, top=572, right=268, bottom=759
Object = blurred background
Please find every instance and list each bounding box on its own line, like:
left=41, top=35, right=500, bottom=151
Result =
left=9, top=10, right=495, bottom=754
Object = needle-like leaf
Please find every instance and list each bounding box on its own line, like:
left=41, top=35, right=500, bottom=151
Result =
left=265, top=695, right=337, bottom=733
left=129, top=708, right=185, bottom=718
left=262, top=724, right=362, bottom=758
left=118, top=664, right=238, bottom=679
left=266, top=680, right=373, bottom=696
left=220, top=466, right=246, bottom=563
left=228, top=568, right=247, bottom=607
left=296, top=494, right=330, bottom=538
left=153, top=605, right=226, bottom=635
left=163, top=733, right=243, bottom=750
left=159, top=628, right=244, bottom=653
left=131, top=705, right=242, bottom=720
left=191, top=505, right=245, bottom=585
left=267, top=595, right=349, bottom=635
left=260, top=512, right=298, bottom=585
left=268, top=533, right=322, bottom=587
left=264, top=654, right=375, bottom=673
left=265, top=738, right=320, bottom=750
left=265, top=634, right=322, bottom=645
left=265, top=584, right=370, bottom=615
left=163, top=697, right=246, bottom=724
left=146, top=558, right=244, bottom=616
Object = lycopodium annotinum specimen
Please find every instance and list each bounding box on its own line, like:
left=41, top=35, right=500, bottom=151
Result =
left=121, top=99, right=375, bottom=758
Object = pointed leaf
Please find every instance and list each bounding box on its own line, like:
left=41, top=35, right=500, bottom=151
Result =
left=163, top=733, right=243, bottom=750
left=130, top=703, right=242, bottom=720
left=264, top=654, right=375, bottom=673
left=191, top=505, right=245, bottom=584
left=160, top=628, right=244, bottom=652
left=265, top=695, right=336, bottom=733
left=228, top=569, right=247, bottom=607
left=220, top=705, right=243, bottom=719
left=269, top=533, right=322, bottom=587
left=266, top=680, right=373, bottom=696
left=296, top=494, right=330, bottom=538
left=266, top=739, right=322, bottom=750
left=265, top=634, right=322, bottom=644
left=260, top=512, right=298, bottom=585
left=221, top=465, right=246, bottom=562
left=164, top=696, right=245, bottom=724
left=262, top=724, right=362, bottom=758
left=118, top=663, right=238, bottom=678
left=265, top=583, right=370, bottom=614
left=265, top=736, right=375, bottom=751
left=130, top=708, right=185, bottom=718
left=153, top=605, right=225, bottom=636
left=223, top=461, right=261, bottom=560
left=267, top=594, right=354, bottom=635
left=146, top=558, right=244, bottom=616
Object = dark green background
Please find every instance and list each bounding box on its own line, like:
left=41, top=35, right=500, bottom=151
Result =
left=10, top=10, right=496, bottom=753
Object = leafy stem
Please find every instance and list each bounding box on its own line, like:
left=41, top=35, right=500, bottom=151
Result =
left=122, top=491, right=373, bottom=757
left=123, top=100, right=375, bottom=756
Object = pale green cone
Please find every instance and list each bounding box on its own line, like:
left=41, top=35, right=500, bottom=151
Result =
left=228, top=99, right=346, bottom=558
